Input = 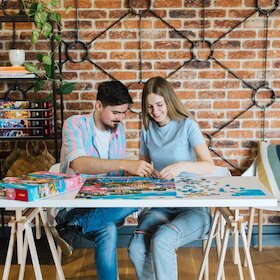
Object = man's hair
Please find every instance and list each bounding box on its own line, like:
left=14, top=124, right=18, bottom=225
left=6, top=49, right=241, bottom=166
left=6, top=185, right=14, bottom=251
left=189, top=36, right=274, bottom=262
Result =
left=97, top=80, right=133, bottom=106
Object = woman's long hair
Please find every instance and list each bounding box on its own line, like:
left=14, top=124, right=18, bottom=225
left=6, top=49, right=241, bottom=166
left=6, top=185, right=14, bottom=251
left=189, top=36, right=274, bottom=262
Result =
left=142, top=76, right=193, bottom=129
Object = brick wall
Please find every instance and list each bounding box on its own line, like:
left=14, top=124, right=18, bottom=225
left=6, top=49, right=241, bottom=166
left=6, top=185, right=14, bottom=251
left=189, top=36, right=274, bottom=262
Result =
left=0, top=0, right=279, bottom=224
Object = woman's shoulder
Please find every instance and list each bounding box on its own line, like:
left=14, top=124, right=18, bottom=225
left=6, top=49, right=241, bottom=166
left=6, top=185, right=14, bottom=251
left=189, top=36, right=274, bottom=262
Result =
left=179, top=117, right=197, bottom=127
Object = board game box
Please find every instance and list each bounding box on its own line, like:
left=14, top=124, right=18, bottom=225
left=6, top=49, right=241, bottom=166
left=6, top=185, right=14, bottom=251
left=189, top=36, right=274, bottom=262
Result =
left=0, top=109, right=53, bottom=119
left=0, top=171, right=82, bottom=202
left=0, top=100, right=52, bottom=110
left=0, top=118, right=53, bottom=129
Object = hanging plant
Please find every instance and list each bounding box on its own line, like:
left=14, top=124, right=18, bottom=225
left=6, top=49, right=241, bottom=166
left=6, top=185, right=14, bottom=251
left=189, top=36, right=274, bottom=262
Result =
left=22, top=0, right=75, bottom=97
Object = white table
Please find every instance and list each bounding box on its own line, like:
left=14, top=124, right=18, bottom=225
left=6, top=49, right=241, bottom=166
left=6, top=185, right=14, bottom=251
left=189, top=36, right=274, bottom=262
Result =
left=1, top=176, right=277, bottom=280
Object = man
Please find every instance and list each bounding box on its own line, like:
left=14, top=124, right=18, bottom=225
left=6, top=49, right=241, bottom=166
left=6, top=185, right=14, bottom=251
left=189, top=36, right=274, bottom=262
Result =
left=51, top=80, right=153, bottom=280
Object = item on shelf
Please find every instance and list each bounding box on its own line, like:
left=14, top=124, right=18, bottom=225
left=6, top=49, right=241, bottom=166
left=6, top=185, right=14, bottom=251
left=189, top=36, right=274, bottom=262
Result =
left=0, top=171, right=82, bottom=202
left=8, top=49, right=25, bottom=66
left=0, top=100, right=52, bottom=110
left=76, top=176, right=176, bottom=199
left=0, top=66, right=27, bottom=71
left=6, top=141, right=56, bottom=177
left=2, top=141, right=27, bottom=177
left=0, top=65, right=36, bottom=78
left=0, top=127, right=52, bottom=138
left=0, top=109, right=53, bottom=119
left=0, top=118, right=53, bottom=129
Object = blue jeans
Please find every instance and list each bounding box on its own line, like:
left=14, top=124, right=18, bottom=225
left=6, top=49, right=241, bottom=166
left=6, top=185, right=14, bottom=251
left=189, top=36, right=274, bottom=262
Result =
left=57, top=207, right=137, bottom=280
left=128, top=207, right=211, bottom=280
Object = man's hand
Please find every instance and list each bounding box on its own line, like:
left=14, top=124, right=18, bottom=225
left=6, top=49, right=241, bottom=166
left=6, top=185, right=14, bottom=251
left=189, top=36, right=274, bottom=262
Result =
left=124, top=160, right=154, bottom=177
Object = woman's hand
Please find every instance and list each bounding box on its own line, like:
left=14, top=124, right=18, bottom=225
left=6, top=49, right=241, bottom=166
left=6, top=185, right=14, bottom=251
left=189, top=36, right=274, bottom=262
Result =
left=158, top=162, right=184, bottom=180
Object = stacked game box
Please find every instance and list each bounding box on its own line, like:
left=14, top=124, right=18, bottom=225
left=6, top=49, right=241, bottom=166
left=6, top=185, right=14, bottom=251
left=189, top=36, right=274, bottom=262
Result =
left=0, top=171, right=82, bottom=202
left=0, top=100, right=53, bottom=138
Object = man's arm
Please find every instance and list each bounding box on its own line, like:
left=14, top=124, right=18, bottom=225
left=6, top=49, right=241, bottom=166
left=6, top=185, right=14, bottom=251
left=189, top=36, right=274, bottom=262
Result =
left=70, top=156, right=154, bottom=177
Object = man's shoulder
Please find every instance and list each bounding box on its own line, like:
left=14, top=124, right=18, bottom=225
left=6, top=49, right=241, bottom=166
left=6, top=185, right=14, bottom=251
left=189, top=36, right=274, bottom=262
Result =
left=65, top=113, right=92, bottom=124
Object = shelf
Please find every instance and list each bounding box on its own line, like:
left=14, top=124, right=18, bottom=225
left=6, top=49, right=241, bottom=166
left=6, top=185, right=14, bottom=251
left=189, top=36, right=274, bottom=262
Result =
left=0, top=15, right=33, bottom=23
left=0, top=77, right=38, bottom=82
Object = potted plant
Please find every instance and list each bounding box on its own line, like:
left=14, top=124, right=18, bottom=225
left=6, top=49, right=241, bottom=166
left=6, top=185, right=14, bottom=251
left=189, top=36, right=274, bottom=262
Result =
left=22, top=0, right=75, bottom=97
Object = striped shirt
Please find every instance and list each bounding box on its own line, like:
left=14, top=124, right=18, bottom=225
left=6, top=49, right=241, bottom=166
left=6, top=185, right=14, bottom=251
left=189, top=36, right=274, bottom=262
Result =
left=60, top=112, right=126, bottom=177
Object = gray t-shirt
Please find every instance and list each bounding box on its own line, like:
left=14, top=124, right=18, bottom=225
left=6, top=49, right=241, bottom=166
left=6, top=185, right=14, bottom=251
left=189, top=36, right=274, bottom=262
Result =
left=140, top=118, right=205, bottom=172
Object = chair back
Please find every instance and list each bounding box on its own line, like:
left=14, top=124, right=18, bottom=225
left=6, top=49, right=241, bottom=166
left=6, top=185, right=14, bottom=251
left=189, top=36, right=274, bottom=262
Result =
left=49, top=163, right=61, bottom=173
left=257, top=141, right=280, bottom=199
left=209, top=166, right=231, bottom=177
left=241, top=159, right=257, bottom=177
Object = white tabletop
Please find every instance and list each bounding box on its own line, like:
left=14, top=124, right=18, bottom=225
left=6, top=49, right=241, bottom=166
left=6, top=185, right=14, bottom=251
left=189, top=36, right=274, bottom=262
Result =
left=0, top=176, right=277, bottom=208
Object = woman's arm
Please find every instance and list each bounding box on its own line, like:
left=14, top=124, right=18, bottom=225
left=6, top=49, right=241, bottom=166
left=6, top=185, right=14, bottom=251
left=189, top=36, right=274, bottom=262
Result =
left=158, top=143, right=215, bottom=180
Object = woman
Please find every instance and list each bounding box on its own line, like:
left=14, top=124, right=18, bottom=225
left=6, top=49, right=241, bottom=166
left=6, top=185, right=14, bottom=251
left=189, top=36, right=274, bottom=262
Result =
left=128, top=76, right=215, bottom=280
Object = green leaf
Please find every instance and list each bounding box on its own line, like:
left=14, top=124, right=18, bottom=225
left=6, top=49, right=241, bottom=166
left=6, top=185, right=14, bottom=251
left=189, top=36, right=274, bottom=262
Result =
left=37, top=3, right=43, bottom=11
left=35, top=11, right=48, bottom=25
left=31, top=30, right=39, bottom=44
left=49, top=13, right=61, bottom=23
left=24, top=63, right=38, bottom=73
left=49, top=0, right=59, bottom=8
left=29, top=3, right=38, bottom=16
left=41, top=22, right=52, bottom=38
left=44, top=64, right=52, bottom=77
left=36, top=53, right=44, bottom=62
left=53, top=34, right=61, bottom=43
left=58, top=82, right=76, bottom=94
left=66, top=5, right=72, bottom=14
left=42, top=55, right=52, bottom=65
left=33, top=80, right=45, bottom=93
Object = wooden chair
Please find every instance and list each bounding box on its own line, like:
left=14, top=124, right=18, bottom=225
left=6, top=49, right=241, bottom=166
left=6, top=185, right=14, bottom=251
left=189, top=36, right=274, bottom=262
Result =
left=242, top=156, right=280, bottom=252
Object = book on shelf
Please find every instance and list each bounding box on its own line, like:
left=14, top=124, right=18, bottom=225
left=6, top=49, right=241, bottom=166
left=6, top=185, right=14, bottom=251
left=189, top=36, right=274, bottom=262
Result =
left=0, top=127, right=53, bottom=138
left=0, top=171, right=83, bottom=202
left=0, top=66, right=29, bottom=72
left=0, top=73, right=36, bottom=78
left=0, top=100, right=52, bottom=110
left=0, top=109, right=53, bottom=119
left=0, top=117, right=53, bottom=129
left=76, top=176, right=176, bottom=199
left=0, top=66, right=36, bottom=78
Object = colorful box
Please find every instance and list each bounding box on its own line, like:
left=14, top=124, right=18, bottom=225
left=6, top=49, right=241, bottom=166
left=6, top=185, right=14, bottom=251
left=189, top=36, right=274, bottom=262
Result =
left=0, top=171, right=82, bottom=202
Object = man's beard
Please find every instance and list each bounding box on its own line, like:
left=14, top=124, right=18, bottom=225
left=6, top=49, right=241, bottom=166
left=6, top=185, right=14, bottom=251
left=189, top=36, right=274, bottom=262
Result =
left=103, top=121, right=120, bottom=131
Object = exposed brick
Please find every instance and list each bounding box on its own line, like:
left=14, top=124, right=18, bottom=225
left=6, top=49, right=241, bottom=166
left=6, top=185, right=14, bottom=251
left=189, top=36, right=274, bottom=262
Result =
left=125, top=121, right=141, bottom=129
left=93, top=42, right=122, bottom=50
left=65, top=0, right=92, bottom=8
left=109, top=31, right=137, bottom=39
left=228, top=51, right=256, bottom=59
left=154, top=41, right=181, bottom=49
left=226, top=130, right=254, bottom=138
left=66, top=102, right=94, bottom=111
left=142, top=51, right=167, bottom=60
left=214, top=0, right=242, bottom=7
left=154, top=61, right=181, bottom=69
left=170, top=10, right=195, bottom=18
left=95, top=1, right=121, bottom=8
left=198, top=71, right=226, bottom=79
left=155, top=0, right=182, bottom=8
left=214, top=20, right=241, bottom=29
left=126, top=141, right=140, bottom=149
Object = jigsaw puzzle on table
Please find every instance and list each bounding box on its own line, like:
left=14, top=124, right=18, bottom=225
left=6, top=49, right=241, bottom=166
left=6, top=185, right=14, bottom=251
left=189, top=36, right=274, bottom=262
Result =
left=175, top=177, right=266, bottom=198
left=76, top=176, right=176, bottom=199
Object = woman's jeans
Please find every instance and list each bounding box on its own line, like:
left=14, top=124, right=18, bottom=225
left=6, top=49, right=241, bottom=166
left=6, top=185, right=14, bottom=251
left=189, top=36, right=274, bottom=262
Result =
left=56, top=207, right=137, bottom=280
left=128, top=207, right=211, bottom=280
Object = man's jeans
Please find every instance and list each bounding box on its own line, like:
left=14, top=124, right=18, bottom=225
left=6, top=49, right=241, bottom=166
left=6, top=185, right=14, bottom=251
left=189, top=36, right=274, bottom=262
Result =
left=56, top=207, right=137, bottom=280
left=128, top=207, right=211, bottom=280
